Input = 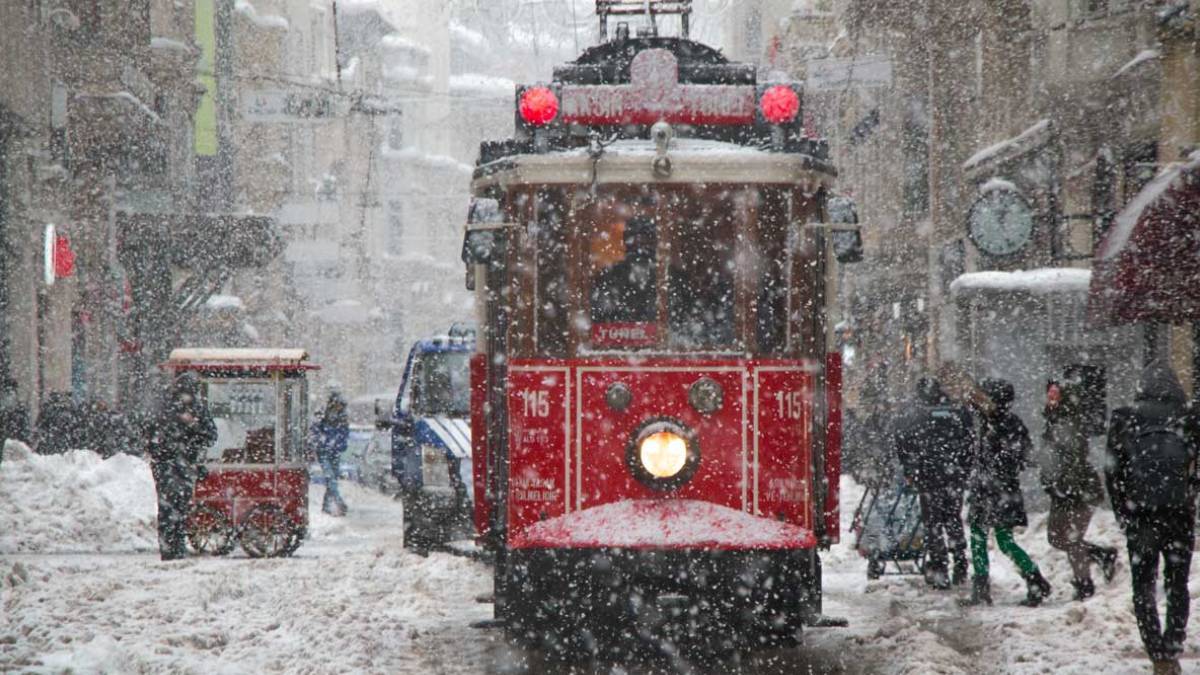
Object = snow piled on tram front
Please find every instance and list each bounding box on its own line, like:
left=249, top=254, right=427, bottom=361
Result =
left=0, top=441, right=159, bottom=554
left=513, top=498, right=816, bottom=549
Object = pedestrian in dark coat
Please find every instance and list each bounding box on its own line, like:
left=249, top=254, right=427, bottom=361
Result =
left=1105, top=362, right=1199, bottom=675
left=0, top=377, right=30, bottom=468
left=892, top=376, right=974, bottom=589
left=34, top=392, right=79, bottom=455
left=146, top=373, right=217, bottom=561
left=961, top=378, right=1051, bottom=607
left=1041, top=378, right=1118, bottom=600
left=310, top=391, right=350, bottom=516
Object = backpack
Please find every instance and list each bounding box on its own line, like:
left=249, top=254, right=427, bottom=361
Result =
left=1126, top=420, right=1195, bottom=510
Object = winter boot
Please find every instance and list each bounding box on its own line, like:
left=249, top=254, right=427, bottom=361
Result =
left=1019, top=570, right=1052, bottom=607
left=924, top=568, right=951, bottom=591
left=1091, top=546, right=1118, bottom=583
left=1151, top=658, right=1182, bottom=675
left=1071, top=577, right=1095, bottom=601
left=951, top=557, right=970, bottom=587
left=958, top=576, right=992, bottom=607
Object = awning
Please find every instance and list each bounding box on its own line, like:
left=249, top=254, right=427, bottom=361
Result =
left=950, top=268, right=1092, bottom=297
left=119, top=213, right=281, bottom=269
left=1088, top=151, right=1200, bottom=325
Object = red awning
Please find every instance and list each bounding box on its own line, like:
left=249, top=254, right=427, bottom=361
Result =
left=1089, top=152, right=1200, bottom=325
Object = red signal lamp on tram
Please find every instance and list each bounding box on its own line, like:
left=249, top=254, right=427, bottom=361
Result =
left=760, top=85, right=801, bottom=125
left=518, top=86, right=560, bottom=127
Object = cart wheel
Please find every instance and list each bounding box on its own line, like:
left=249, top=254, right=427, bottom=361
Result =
left=187, top=505, right=235, bottom=556
left=867, top=557, right=885, bottom=580
left=240, top=504, right=294, bottom=558
left=281, top=525, right=306, bottom=557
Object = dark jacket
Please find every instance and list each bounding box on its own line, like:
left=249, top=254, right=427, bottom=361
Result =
left=147, top=376, right=217, bottom=489
left=1105, top=362, right=1199, bottom=524
left=310, top=394, right=350, bottom=462
left=892, top=378, right=975, bottom=490
left=0, top=399, right=29, bottom=446
left=35, top=392, right=80, bottom=455
left=968, top=379, right=1031, bottom=528
left=1040, top=381, right=1104, bottom=505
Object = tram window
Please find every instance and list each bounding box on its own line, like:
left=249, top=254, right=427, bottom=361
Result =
left=589, top=216, right=659, bottom=324
left=535, top=192, right=569, bottom=356
left=281, top=378, right=306, bottom=462
left=204, top=381, right=277, bottom=464
left=755, top=188, right=791, bottom=355
left=666, top=219, right=736, bottom=350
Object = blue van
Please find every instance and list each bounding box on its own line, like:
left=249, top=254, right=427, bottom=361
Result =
left=388, top=326, right=475, bottom=549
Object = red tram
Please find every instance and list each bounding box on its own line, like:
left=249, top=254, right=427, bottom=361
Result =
left=463, top=2, right=858, bottom=651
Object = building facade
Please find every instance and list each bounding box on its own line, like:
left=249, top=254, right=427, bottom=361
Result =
left=754, top=0, right=1197, bottom=433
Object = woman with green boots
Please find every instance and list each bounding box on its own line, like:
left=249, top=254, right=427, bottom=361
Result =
left=961, top=378, right=1052, bottom=607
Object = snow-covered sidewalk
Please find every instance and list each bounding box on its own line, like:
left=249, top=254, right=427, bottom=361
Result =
left=1, top=447, right=493, bottom=673
left=3, top=446, right=1198, bottom=673
left=809, top=478, right=1200, bottom=674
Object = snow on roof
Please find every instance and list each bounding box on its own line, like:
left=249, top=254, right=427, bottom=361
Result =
left=150, top=37, right=191, bottom=53
left=792, top=0, right=835, bottom=17
left=449, top=22, right=488, bottom=51
left=1099, top=150, right=1200, bottom=261
left=75, top=91, right=161, bottom=123
left=234, top=0, right=289, bottom=30
left=380, top=34, right=431, bottom=56
left=979, top=177, right=1018, bottom=194
left=384, top=64, right=433, bottom=87
left=167, top=348, right=310, bottom=366
left=950, top=268, right=1092, bottom=296
left=449, top=74, right=516, bottom=97
left=963, top=119, right=1052, bottom=171
left=511, top=499, right=816, bottom=549
left=380, top=145, right=473, bottom=174
left=1113, top=49, right=1160, bottom=79
left=205, top=294, right=244, bottom=311
left=336, top=0, right=385, bottom=15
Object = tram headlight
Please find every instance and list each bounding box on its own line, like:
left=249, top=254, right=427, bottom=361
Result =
left=628, top=420, right=700, bottom=491
left=639, top=431, right=688, bottom=478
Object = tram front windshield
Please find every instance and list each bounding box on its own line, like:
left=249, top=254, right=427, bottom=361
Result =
left=545, top=185, right=790, bottom=354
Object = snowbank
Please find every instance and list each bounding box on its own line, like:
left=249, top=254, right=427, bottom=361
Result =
left=0, top=442, right=158, bottom=554
left=822, top=475, right=1200, bottom=674
left=1, top=482, right=494, bottom=673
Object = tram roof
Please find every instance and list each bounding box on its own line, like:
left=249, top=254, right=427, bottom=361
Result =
left=472, top=138, right=836, bottom=192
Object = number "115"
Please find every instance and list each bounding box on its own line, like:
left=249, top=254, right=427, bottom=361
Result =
left=518, top=390, right=550, bottom=418
left=773, top=391, right=804, bottom=420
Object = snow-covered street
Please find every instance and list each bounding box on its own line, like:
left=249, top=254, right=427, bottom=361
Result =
left=2, top=446, right=1198, bottom=674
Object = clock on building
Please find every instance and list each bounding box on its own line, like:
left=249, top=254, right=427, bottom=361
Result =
left=966, top=187, right=1035, bottom=257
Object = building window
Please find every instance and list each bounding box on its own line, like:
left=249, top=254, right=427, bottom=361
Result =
left=901, top=105, right=930, bottom=220
left=387, top=116, right=404, bottom=151
left=387, top=199, right=404, bottom=254
left=1122, top=142, right=1158, bottom=204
